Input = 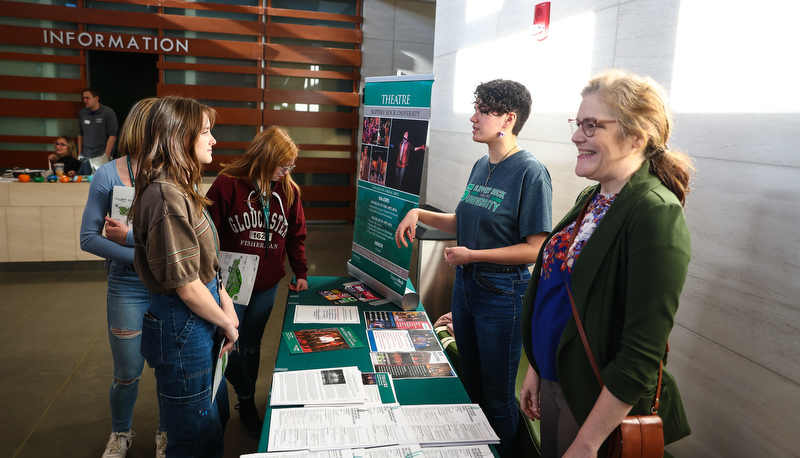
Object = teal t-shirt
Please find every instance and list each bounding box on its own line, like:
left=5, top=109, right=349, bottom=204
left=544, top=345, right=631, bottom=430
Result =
left=455, top=149, right=552, bottom=266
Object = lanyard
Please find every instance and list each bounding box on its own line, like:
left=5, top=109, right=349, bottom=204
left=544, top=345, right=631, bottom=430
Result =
left=126, top=155, right=135, bottom=187
left=253, top=180, right=271, bottom=258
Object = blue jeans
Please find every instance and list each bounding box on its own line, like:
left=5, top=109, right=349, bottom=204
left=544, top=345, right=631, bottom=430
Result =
left=106, top=263, right=164, bottom=433
left=141, top=278, right=227, bottom=457
left=451, top=264, right=530, bottom=458
left=225, top=285, right=278, bottom=399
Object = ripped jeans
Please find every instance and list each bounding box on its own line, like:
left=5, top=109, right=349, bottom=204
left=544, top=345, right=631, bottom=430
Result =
left=107, top=263, right=164, bottom=433
left=451, top=264, right=530, bottom=458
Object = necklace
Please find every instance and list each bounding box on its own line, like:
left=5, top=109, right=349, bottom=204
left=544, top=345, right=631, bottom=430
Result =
left=485, top=145, right=518, bottom=186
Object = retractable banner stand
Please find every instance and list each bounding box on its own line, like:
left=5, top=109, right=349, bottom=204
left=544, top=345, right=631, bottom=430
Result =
left=347, top=74, right=435, bottom=310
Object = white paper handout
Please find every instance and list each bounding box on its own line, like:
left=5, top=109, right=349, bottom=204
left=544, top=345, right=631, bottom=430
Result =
left=241, top=450, right=354, bottom=458
left=270, top=366, right=369, bottom=407
left=267, top=405, right=412, bottom=452
left=293, top=305, right=361, bottom=324
left=351, top=444, right=423, bottom=458
left=111, top=185, right=135, bottom=228
left=211, top=337, right=227, bottom=405
left=218, top=251, right=260, bottom=306
left=399, top=404, right=500, bottom=447
left=420, top=444, right=494, bottom=457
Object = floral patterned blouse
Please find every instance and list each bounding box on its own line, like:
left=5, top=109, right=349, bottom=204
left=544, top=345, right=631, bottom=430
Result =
left=531, top=193, right=617, bottom=381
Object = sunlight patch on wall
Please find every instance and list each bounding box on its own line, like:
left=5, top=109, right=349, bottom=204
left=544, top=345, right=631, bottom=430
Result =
left=672, top=0, right=799, bottom=113
left=453, top=11, right=595, bottom=114
left=466, top=0, right=503, bottom=22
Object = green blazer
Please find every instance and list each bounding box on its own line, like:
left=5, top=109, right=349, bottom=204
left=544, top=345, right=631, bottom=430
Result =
left=521, top=161, right=691, bottom=444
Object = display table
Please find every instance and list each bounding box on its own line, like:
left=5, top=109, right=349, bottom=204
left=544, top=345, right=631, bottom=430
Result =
left=257, top=276, right=473, bottom=453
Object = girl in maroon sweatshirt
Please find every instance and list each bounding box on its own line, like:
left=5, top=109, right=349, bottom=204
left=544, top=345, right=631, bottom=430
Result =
left=206, top=126, right=308, bottom=437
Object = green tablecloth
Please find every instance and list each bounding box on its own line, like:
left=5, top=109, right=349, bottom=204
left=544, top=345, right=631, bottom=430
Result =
left=257, top=276, right=471, bottom=452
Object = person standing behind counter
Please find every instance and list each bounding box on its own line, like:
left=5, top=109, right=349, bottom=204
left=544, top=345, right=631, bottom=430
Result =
left=205, top=126, right=308, bottom=438
left=80, top=98, right=167, bottom=458
left=131, top=96, right=238, bottom=458
left=396, top=79, right=552, bottom=458
left=79, top=87, right=118, bottom=173
left=519, top=69, right=693, bottom=457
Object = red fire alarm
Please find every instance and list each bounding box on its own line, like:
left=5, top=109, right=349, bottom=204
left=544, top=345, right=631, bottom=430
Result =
left=533, top=2, right=551, bottom=41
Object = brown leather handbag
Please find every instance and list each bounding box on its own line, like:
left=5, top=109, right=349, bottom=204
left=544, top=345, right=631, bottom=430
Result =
left=565, top=286, right=665, bottom=458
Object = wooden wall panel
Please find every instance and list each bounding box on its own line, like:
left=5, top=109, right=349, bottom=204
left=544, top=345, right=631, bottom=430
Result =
left=157, top=84, right=262, bottom=102
left=0, top=99, right=82, bottom=119
left=263, top=89, right=359, bottom=106
left=0, top=0, right=361, bottom=222
left=0, top=76, right=86, bottom=94
left=263, top=111, right=358, bottom=129
left=302, top=185, right=356, bottom=202
left=303, top=207, right=355, bottom=221
left=0, top=51, right=84, bottom=65
left=0, top=151, right=50, bottom=169
left=266, top=23, right=361, bottom=44
left=1, top=2, right=263, bottom=37
left=266, top=44, right=361, bottom=66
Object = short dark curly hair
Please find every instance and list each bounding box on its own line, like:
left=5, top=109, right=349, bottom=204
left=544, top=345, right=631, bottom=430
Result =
left=473, top=79, right=532, bottom=136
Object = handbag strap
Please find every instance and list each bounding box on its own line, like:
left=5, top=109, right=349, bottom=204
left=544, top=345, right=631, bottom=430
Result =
left=564, top=194, right=665, bottom=414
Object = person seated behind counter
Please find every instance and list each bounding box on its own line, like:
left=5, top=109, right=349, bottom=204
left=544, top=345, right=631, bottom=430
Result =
left=49, top=136, right=82, bottom=175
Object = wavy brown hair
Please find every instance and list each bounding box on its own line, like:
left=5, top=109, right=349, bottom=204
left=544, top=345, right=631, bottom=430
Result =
left=582, top=69, right=695, bottom=206
left=218, top=126, right=301, bottom=207
left=117, top=98, right=157, bottom=159
left=131, top=96, right=217, bottom=218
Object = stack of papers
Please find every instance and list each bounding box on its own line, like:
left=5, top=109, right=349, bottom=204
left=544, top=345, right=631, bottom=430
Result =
left=265, top=404, right=499, bottom=453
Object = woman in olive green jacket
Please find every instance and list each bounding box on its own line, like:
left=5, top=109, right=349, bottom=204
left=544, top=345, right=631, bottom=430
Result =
left=519, top=70, right=693, bottom=457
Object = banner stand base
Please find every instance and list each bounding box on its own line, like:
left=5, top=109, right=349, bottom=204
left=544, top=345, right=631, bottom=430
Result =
left=346, top=260, right=419, bottom=311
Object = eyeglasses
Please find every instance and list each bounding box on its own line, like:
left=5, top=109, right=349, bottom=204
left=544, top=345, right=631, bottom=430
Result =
left=568, top=118, right=617, bottom=137
left=278, top=164, right=296, bottom=173
left=54, top=142, right=68, bottom=146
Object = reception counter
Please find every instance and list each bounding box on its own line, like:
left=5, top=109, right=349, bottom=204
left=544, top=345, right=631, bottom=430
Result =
left=0, top=180, right=99, bottom=263
left=0, top=178, right=215, bottom=263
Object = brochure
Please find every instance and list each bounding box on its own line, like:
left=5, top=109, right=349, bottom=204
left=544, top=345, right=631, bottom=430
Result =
left=211, top=336, right=227, bottom=404
left=110, top=185, right=135, bottom=228
left=218, top=251, right=260, bottom=306
left=293, top=305, right=361, bottom=324
left=270, top=366, right=369, bottom=407
left=317, top=289, right=359, bottom=305
left=364, top=310, right=431, bottom=330
left=366, top=329, right=442, bottom=352
left=283, top=327, right=364, bottom=354
left=344, top=284, right=380, bottom=302
left=359, top=372, right=398, bottom=405
left=370, top=351, right=455, bottom=379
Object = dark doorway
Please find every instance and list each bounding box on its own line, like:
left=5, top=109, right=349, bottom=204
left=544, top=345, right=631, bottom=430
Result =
left=87, top=50, right=158, bottom=156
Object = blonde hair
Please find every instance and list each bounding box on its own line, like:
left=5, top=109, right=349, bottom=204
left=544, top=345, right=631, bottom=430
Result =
left=117, top=98, right=157, bottom=159
left=131, top=96, right=218, bottom=218
left=219, top=126, right=301, bottom=207
left=56, top=136, right=78, bottom=160
left=582, top=69, right=695, bottom=205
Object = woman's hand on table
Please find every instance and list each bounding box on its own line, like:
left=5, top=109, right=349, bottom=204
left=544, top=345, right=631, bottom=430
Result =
left=288, top=278, right=308, bottom=292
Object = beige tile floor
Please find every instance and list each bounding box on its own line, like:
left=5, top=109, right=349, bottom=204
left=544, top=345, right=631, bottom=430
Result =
left=0, top=224, right=354, bottom=458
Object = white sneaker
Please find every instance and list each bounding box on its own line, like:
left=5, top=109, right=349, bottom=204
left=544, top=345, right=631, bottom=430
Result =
left=102, top=431, right=134, bottom=458
left=155, top=430, right=167, bottom=458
